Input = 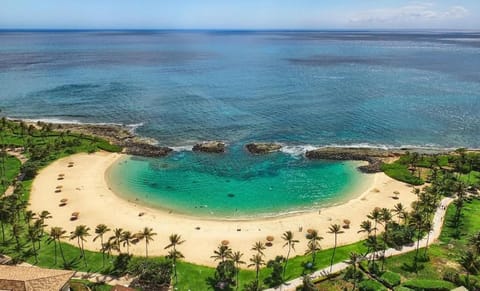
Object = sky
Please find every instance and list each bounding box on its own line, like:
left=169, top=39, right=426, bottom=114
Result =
left=0, top=0, right=479, bottom=30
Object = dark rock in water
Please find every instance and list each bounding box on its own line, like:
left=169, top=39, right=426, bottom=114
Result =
left=124, top=142, right=173, bottom=158
left=192, top=141, right=225, bottom=153
left=227, top=193, right=235, bottom=198
left=245, top=143, right=282, bottom=154
left=305, top=147, right=405, bottom=173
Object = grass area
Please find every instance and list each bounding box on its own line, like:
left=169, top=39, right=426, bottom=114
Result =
left=0, top=155, right=22, bottom=194
left=381, top=162, right=424, bottom=185
left=383, top=198, right=480, bottom=287
left=458, top=170, right=480, bottom=187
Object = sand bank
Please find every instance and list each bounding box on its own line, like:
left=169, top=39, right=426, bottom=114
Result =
left=29, top=152, right=418, bottom=267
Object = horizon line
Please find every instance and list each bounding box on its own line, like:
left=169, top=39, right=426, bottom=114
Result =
left=1, top=28, right=479, bottom=33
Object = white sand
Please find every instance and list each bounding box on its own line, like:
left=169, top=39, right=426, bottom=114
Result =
left=29, top=152, right=418, bottom=267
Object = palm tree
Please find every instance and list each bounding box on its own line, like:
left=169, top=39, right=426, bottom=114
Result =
left=38, top=210, right=52, bottom=236
left=93, top=224, right=110, bottom=266
left=392, top=203, right=406, bottom=224
left=345, top=252, right=364, bottom=290
left=11, top=222, right=23, bottom=250
left=120, top=230, right=135, bottom=255
left=109, top=228, right=123, bottom=253
left=248, top=254, right=265, bottom=289
left=422, top=220, right=434, bottom=258
left=460, top=251, right=479, bottom=284
left=23, top=210, right=36, bottom=230
left=165, top=233, right=185, bottom=285
left=0, top=199, right=11, bottom=243
left=27, top=224, right=41, bottom=264
left=251, top=241, right=266, bottom=256
left=70, top=225, right=90, bottom=266
left=136, top=227, right=156, bottom=258
left=305, top=229, right=323, bottom=265
left=409, top=210, right=424, bottom=271
left=379, top=208, right=392, bottom=271
left=229, top=251, right=245, bottom=290
left=367, top=207, right=381, bottom=266
left=101, top=240, right=119, bottom=259
left=281, top=230, right=299, bottom=280
left=211, top=244, right=233, bottom=263
left=47, top=227, right=67, bottom=265
left=328, top=224, right=344, bottom=272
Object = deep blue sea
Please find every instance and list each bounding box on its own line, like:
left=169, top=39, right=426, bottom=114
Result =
left=1, top=30, right=479, bottom=217
left=1, top=30, right=479, bottom=148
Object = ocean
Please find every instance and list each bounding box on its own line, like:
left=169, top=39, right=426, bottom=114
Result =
left=1, top=30, right=479, bottom=217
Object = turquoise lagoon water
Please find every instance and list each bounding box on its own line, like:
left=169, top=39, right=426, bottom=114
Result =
left=106, top=149, right=370, bottom=219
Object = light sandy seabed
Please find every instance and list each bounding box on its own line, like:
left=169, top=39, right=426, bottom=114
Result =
left=30, top=152, right=418, bottom=267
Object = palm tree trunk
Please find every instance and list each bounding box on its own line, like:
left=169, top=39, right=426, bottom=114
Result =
left=58, top=239, right=66, bottom=265
left=31, top=239, right=38, bottom=264
left=53, top=240, right=58, bottom=265
left=81, top=240, right=87, bottom=267
left=100, top=236, right=105, bottom=267
left=330, top=234, right=337, bottom=272
left=423, top=231, right=431, bottom=258
left=236, top=263, right=240, bottom=291
left=283, top=245, right=291, bottom=280
left=145, top=241, right=148, bottom=259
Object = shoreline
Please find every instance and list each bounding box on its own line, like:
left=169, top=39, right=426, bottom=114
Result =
left=29, top=151, right=419, bottom=267
left=105, top=155, right=374, bottom=221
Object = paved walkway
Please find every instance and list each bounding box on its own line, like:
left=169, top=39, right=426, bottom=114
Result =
left=266, top=197, right=454, bottom=291
left=3, top=148, right=27, bottom=197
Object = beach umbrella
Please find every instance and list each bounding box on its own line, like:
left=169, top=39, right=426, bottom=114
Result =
left=343, top=219, right=351, bottom=229
left=60, top=198, right=68, bottom=203
left=266, top=235, right=274, bottom=242
left=221, top=240, right=230, bottom=246
left=71, top=212, right=79, bottom=217
left=56, top=185, right=63, bottom=189
left=393, top=191, right=400, bottom=194
left=58, top=174, right=65, bottom=177
left=306, top=228, right=314, bottom=234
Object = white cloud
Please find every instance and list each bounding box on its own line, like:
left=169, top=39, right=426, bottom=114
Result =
left=349, top=3, right=469, bottom=26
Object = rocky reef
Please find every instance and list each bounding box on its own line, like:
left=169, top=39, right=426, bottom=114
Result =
left=49, top=123, right=173, bottom=158
left=192, top=141, right=226, bottom=153
left=305, top=147, right=404, bottom=173
left=123, top=142, right=172, bottom=158
left=245, top=143, right=282, bottom=154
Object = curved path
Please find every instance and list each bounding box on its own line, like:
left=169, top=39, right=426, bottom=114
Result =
left=266, top=197, right=454, bottom=291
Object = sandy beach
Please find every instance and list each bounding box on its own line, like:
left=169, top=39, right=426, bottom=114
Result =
left=29, top=152, right=418, bottom=267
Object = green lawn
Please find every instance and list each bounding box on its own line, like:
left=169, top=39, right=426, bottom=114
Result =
left=384, top=198, right=480, bottom=286
left=458, top=170, right=480, bottom=187
left=381, top=162, right=424, bottom=185
left=0, top=155, right=22, bottom=194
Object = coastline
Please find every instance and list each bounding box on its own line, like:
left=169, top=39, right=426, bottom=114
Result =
left=29, top=151, right=419, bottom=267
left=105, top=155, right=374, bottom=220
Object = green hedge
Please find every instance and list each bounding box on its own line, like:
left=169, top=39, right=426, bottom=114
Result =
left=381, top=162, right=424, bottom=185
left=402, top=279, right=456, bottom=291
left=394, top=287, right=414, bottom=291
left=380, top=271, right=401, bottom=287
left=359, top=279, right=387, bottom=291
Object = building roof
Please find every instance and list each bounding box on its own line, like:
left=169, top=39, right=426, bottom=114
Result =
left=0, top=265, right=74, bottom=291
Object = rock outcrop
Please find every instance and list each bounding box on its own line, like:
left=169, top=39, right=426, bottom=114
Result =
left=305, top=147, right=404, bottom=173
left=245, top=143, right=282, bottom=154
left=123, top=142, right=172, bottom=157
left=192, top=141, right=225, bottom=153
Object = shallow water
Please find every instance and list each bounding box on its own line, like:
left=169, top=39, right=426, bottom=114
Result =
left=106, top=150, right=371, bottom=219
